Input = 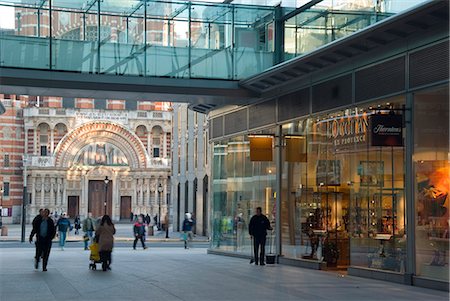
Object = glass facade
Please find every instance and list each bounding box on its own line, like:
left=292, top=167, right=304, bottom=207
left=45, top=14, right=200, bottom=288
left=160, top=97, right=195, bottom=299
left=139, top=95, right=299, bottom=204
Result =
left=0, top=0, right=429, bottom=79
left=210, top=87, right=449, bottom=283
left=0, top=0, right=275, bottom=79
left=283, top=0, right=428, bottom=60
left=211, top=134, right=276, bottom=254
left=280, top=97, right=406, bottom=271
left=413, top=85, right=449, bottom=282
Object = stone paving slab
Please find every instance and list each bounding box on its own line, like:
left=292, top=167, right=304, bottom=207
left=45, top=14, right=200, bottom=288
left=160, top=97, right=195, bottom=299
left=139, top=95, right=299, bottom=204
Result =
left=0, top=247, right=448, bottom=301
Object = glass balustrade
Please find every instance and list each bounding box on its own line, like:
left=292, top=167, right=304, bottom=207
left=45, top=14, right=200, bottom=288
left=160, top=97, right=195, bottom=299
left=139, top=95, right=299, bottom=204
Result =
left=0, top=0, right=428, bottom=80
left=0, top=0, right=275, bottom=79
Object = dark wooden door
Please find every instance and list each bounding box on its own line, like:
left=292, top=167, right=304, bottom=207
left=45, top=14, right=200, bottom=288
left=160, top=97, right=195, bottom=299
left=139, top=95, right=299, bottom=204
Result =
left=120, top=196, right=131, bottom=220
left=88, top=180, right=112, bottom=218
left=67, top=196, right=79, bottom=218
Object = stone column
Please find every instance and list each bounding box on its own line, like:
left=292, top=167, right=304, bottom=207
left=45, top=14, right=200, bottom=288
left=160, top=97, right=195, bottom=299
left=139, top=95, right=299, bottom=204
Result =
left=55, top=178, right=61, bottom=208
left=82, top=172, right=89, bottom=217
left=62, top=178, right=67, bottom=214
left=50, top=126, right=55, bottom=154
left=40, top=177, right=45, bottom=207
left=49, top=178, right=55, bottom=208
left=34, top=129, right=38, bottom=155
left=134, top=178, right=139, bottom=213
left=147, top=131, right=151, bottom=155
left=112, top=173, right=118, bottom=220
left=163, top=132, right=167, bottom=158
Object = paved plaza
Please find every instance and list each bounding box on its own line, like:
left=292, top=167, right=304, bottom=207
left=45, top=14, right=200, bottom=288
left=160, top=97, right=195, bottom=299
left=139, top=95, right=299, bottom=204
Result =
left=0, top=244, right=448, bottom=301
left=0, top=223, right=208, bottom=242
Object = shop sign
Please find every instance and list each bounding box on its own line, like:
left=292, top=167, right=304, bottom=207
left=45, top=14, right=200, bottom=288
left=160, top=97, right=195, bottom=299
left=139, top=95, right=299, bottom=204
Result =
left=324, top=114, right=369, bottom=150
left=285, top=136, right=307, bottom=162
left=370, top=114, right=403, bottom=147
left=249, top=136, right=273, bottom=161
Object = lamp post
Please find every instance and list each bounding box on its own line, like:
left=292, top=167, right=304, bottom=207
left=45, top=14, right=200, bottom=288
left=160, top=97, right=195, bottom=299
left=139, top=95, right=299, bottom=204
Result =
left=21, top=155, right=28, bottom=243
left=157, top=183, right=163, bottom=231
left=103, top=176, right=109, bottom=216
left=165, top=192, right=170, bottom=239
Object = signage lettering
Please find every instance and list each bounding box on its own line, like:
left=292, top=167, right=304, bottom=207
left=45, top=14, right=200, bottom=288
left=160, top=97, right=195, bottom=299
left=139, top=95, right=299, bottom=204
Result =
left=370, top=114, right=403, bottom=147
left=322, top=113, right=369, bottom=150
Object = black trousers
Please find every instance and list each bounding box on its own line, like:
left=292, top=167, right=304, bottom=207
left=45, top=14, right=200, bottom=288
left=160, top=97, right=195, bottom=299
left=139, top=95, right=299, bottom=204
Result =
left=99, top=251, right=112, bottom=270
left=133, top=236, right=146, bottom=249
left=36, top=239, right=52, bottom=269
left=253, top=236, right=267, bottom=264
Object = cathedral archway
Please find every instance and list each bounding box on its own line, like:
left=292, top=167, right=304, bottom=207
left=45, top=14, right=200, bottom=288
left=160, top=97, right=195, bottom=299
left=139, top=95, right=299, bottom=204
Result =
left=54, top=121, right=148, bottom=169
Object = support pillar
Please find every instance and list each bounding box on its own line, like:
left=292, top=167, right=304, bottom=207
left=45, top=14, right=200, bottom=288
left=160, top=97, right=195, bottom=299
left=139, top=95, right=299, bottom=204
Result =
left=275, top=125, right=282, bottom=261
left=50, top=127, right=55, bottom=154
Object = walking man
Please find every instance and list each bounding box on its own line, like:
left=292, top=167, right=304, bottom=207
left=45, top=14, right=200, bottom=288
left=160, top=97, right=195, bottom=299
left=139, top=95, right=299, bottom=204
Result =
left=29, top=208, right=56, bottom=271
left=30, top=209, right=44, bottom=262
left=57, top=212, right=72, bottom=250
left=248, top=207, right=272, bottom=266
left=82, top=212, right=95, bottom=250
left=182, top=213, right=195, bottom=249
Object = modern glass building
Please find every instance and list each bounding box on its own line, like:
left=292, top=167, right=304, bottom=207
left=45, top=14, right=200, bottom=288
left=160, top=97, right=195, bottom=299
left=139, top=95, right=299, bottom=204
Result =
left=0, top=0, right=448, bottom=292
left=206, top=0, right=449, bottom=292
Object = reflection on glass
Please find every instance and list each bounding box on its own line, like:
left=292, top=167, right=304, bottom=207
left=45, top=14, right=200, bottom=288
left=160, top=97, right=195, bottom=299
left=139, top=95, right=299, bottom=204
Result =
left=281, top=97, right=407, bottom=272
left=414, top=86, right=449, bottom=282
left=212, top=134, right=276, bottom=255
left=0, top=1, right=275, bottom=79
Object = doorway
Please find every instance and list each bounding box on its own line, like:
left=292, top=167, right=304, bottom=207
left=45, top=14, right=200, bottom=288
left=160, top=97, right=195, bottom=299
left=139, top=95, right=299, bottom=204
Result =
left=120, top=196, right=131, bottom=220
left=67, top=196, right=79, bottom=218
left=88, top=180, right=112, bottom=217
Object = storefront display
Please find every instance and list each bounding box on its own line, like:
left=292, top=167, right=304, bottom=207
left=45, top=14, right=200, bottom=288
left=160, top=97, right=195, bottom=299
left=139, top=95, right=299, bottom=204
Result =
left=211, top=134, right=276, bottom=254
left=280, top=97, right=406, bottom=272
left=414, top=86, right=449, bottom=282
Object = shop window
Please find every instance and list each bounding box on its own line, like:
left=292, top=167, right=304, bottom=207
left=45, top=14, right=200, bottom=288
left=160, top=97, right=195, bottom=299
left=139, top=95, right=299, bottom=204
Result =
left=280, top=97, right=407, bottom=272
left=413, top=85, right=449, bottom=282
left=3, top=182, right=9, bottom=196
left=211, top=133, right=277, bottom=255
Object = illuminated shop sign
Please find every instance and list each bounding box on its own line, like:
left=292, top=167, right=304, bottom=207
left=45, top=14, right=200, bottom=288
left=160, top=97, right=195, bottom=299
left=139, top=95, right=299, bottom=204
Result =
left=322, top=113, right=369, bottom=149
left=370, top=114, right=403, bottom=147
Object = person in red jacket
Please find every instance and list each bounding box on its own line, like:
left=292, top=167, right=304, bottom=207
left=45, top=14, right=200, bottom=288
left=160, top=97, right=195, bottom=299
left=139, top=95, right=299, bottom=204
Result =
left=133, top=216, right=148, bottom=250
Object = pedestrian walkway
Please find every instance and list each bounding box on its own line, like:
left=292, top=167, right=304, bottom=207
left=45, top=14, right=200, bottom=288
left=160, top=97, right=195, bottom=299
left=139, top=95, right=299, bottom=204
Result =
left=0, top=246, right=447, bottom=301
left=0, top=224, right=209, bottom=242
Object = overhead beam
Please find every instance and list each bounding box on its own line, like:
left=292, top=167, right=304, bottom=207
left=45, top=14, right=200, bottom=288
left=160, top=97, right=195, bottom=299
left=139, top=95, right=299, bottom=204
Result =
left=282, top=0, right=324, bottom=22
left=127, top=0, right=145, bottom=17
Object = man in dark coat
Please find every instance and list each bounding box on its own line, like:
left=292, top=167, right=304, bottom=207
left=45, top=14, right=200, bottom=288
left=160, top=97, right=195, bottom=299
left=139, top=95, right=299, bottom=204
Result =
left=248, top=207, right=272, bottom=266
left=29, top=208, right=56, bottom=271
left=29, top=209, right=43, bottom=262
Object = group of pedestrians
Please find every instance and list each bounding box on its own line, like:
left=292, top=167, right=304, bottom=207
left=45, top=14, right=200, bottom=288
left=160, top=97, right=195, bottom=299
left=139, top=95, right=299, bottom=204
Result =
left=28, top=206, right=271, bottom=273
left=29, top=209, right=116, bottom=272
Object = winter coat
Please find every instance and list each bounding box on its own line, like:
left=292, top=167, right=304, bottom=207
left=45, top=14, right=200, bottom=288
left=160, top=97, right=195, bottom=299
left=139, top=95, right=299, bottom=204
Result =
left=96, top=223, right=116, bottom=252
left=57, top=217, right=72, bottom=232
left=133, top=222, right=146, bottom=237
left=82, top=217, right=95, bottom=232
left=31, top=218, right=56, bottom=242
left=182, top=218, right=194, bottom=232
left=74, top=217, right=81, bottom=229
left=248, top=214, right=272, bottom=238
